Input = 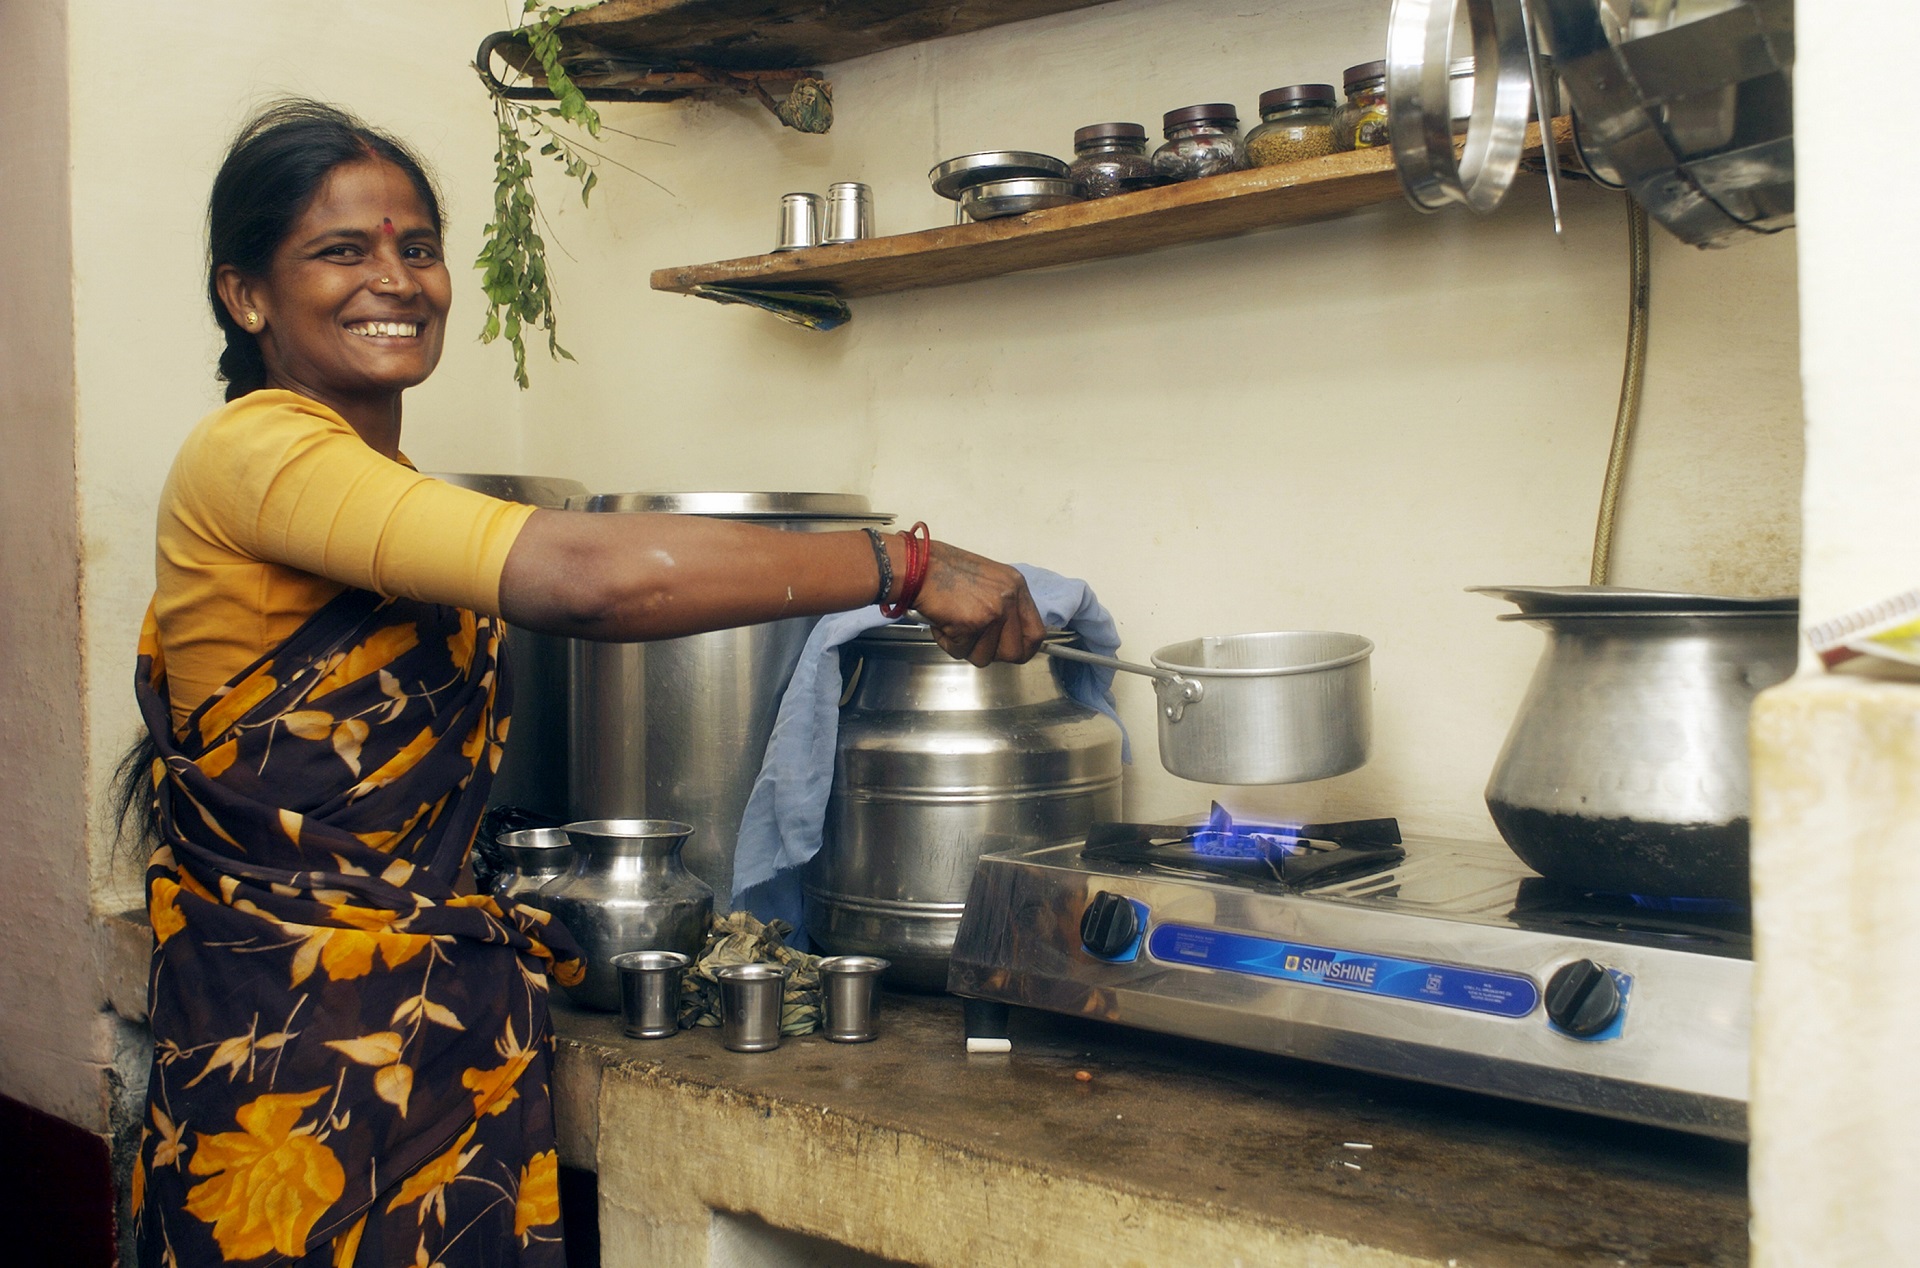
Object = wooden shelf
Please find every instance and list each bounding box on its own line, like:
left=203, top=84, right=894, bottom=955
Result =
left=549, top=0, right=1125, bottom=72
left=652, top=119, right=1574, bottom=301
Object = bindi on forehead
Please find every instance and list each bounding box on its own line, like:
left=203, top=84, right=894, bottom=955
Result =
left=381, top=218, right=395, bottom=235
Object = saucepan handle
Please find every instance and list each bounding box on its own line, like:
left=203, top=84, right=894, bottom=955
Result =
left=1039, top=643, right=1204, bottom=721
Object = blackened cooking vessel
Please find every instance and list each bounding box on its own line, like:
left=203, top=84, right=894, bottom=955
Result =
left=1474, top=586, right=1798, bottom=901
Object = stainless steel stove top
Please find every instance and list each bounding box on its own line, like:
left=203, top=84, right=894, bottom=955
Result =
left=946, top=822, right=1750, bottom=1139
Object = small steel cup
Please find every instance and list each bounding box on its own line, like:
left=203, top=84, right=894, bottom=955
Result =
left=610, top=950, right=690, bottom=1040
left=774, top=192, right=824, bottom=252
left=817, top=955, right=891, bottom=1043
left=715, top=963, right=790, bottom=1052
left=823, top=181, right=873, bottom=243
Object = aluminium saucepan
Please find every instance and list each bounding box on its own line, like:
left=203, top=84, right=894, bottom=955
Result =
left=1044, top=631, right=1374, bottom=785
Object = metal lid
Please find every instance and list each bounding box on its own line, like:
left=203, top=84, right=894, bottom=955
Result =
left=852, top=622, right=1082, bottom=649
left=1342, top=59, right=1387, bottom=91
left=1258, top=84, right=1337, bottom=113
left=928, top=150, right=1070, bottom=199
left=566, top=491, right=891, bottom=522
left=1470, top=585, right=1799, bottom=620
left=1162, top=103, right=1239, bottom=132
left=1073, top=121, right=1148, bottom=147
left=428, top=473, right=590, bottom=509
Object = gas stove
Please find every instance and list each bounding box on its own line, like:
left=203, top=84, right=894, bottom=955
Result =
left=946, top=809, right=1750, bottom=1139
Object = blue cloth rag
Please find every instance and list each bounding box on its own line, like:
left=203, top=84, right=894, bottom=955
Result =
left=731, top=564, right=1129, bottom=932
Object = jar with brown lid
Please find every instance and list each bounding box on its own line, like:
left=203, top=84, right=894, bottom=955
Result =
left=1246, top=84, right=1338, bottom=166
left=1334, top=60, right=1390, bottom=152
left=1151, top=103, right=1247, bottom=182
left=1069, top=122, right=1158, bottom=199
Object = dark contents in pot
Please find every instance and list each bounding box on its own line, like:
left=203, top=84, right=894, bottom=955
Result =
left=1486, top=801, right=1750, bottom=904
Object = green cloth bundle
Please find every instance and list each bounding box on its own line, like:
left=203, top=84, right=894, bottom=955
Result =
left=678, top=910, right=823, bottom=1035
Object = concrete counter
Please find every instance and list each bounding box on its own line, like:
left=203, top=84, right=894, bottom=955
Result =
left=551, top=991, right=1744, bottom=1267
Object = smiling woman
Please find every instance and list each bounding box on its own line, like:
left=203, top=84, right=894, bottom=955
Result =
left=214, top=158, right=450, bottom=456
left=124, top=99, right=1047, bottom=1268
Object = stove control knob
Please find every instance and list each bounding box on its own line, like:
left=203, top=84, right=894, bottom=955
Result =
left=1545, top=959, right=1622, bottom=1038
left=1080, top=891, right=1140, bottom=959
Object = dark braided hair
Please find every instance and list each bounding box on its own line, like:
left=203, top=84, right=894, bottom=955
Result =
left=207, top=100, right=445, bottom=400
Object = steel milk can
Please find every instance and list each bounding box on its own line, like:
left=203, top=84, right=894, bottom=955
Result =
left=804, top=625, right=1124, bottom=989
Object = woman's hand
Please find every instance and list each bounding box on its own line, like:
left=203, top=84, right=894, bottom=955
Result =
left=913, top=541, right=1047, bottom=666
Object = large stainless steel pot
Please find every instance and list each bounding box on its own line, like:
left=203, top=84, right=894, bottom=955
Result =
left=566, top=493, right=891, bottom=901
left=1475, top=586, right=1797, bottom=900
left=806, top=624, right=1123, bottom=989
left=1045, top=630, right=1373, bottom=785
left=430, top=474, right=588, bottom=820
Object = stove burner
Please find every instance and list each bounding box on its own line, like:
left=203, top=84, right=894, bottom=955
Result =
left=1508, top=877, right=1751, bottom=952
left=1081, top=804, right=1404, bottom=891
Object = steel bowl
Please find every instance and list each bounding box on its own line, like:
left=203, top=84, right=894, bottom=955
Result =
left=928, top=151, right=1069, bottom=199
left=958, top=177, right=1082, bottom=220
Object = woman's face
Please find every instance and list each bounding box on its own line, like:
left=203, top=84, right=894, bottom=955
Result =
left=224, top=158, right=451, bottom=405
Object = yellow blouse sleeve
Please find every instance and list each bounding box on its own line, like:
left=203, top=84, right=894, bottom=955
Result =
left=168, top=391, right=535, bottom=612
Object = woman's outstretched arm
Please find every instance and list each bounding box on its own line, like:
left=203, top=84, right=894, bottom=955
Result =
left=498, top=509, right=1046, bottom=666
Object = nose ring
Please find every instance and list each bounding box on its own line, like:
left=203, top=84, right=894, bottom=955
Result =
left=378, top=277, right=392, bottom=285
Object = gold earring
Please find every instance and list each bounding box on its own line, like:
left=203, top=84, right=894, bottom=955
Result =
left=245, top=311, right=259, bottom=327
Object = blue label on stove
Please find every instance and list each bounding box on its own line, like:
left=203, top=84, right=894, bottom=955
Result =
left=1145, top=924, right=1539, bottom=1018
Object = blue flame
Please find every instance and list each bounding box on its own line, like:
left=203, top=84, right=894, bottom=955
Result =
left=1190, top=802, right=1309, bottom=859
left=1627, top=893, right=1746, bottom=915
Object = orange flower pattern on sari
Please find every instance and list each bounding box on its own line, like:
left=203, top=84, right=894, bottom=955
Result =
left=385, top=1122, right=479, bottom=1224
left=514, top=1150, right=561, bottom=1240
left=461, top=1032, right=538, bottom=1119
left=183, top=1087, right=345, bottom=1260
left=149, top=877, right=186, bottom=945
left=133, top=588, right=580, bottom=1266
left=310, top=621, right=420, bottom=698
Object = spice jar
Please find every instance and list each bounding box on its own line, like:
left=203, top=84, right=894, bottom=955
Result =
left=1245, top=85, right=1338, bottom=167
left=1334, top=60, right=1390, bottom=152
left=1151, top=104, right=1247, bottom=183
left=1068, top=122, right=1158, bottom=199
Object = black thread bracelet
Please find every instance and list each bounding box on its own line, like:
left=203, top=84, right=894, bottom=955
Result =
left=863, top=527, right=894, bottom=607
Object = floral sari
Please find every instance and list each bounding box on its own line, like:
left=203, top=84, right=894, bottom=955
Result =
left=131, top=586, right=585, bottom=1267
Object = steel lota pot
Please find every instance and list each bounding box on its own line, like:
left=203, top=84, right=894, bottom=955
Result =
left=1044, top=630, right=1373, bottom=785
left=1474, top=586, right=1798, bottom=901
left=542, top=819, right=714, bottom=1011
left=490, top=827, right=574, bottom=908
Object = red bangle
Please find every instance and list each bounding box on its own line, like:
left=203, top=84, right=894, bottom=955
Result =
left=881, top=522, right=931, bottom=618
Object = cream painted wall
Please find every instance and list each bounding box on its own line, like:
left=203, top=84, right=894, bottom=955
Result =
left=4, top=0, right=1807, bottom=1197
left=0, top=0, right=545, bottom=1142
left=1749, top=3, right=1920, bottom=1264
left=0, top=0, right=107, bottom=1130
left=515, top=0, right=1804, bottom=838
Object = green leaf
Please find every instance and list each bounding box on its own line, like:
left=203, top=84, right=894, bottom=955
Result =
left=474, top=0, right=613, bottom=389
